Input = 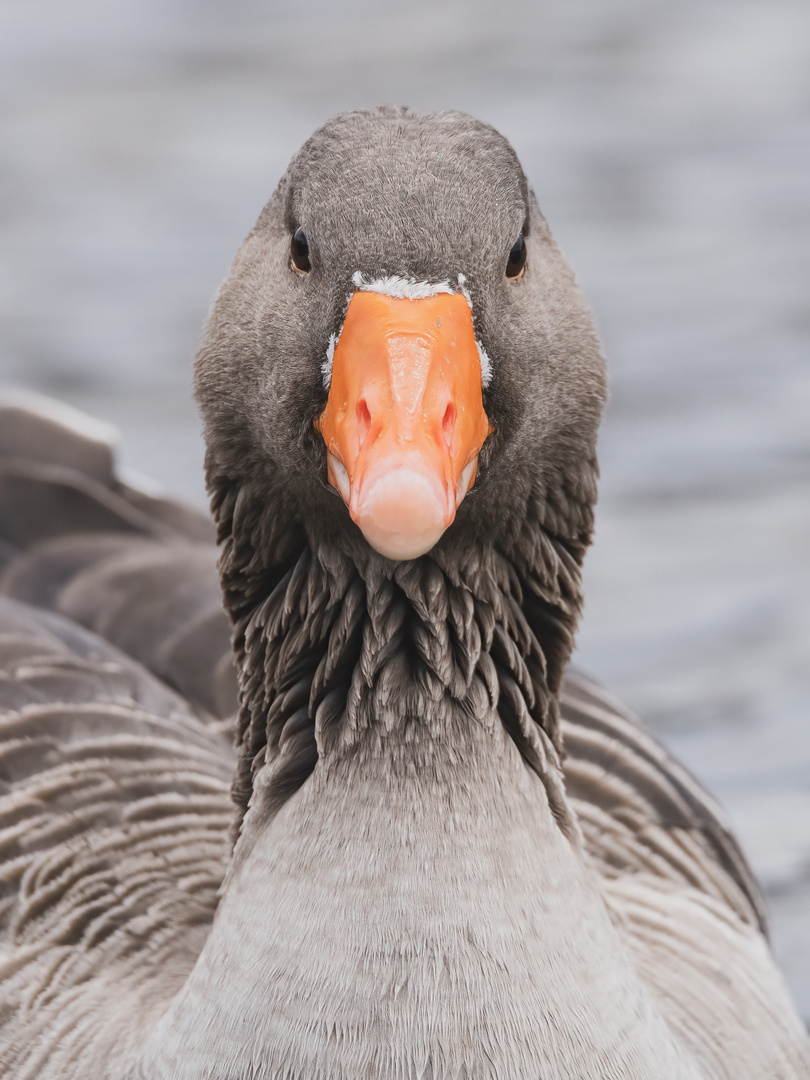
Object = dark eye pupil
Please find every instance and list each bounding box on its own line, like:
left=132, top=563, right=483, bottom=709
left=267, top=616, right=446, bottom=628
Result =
left=291, top=226, right=311, bottom=272
left=505, top=234, right=526, bottom=279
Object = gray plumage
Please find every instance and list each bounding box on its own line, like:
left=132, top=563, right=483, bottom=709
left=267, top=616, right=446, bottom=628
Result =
left=0, top=108, right=808, bottom=1078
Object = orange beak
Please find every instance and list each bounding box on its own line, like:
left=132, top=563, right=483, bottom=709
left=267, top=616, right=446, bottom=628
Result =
left=315, top=290, right=493, bottom=560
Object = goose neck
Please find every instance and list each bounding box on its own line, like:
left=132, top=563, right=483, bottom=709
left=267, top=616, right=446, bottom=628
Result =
left=225, top=536, right=584, bottom=842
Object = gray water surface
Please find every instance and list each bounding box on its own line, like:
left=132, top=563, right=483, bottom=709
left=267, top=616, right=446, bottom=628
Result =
left=1, top=0, right=808, bottom=1018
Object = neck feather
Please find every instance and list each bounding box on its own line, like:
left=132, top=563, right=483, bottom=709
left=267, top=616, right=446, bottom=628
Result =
left=209, top=472, right=591, bottom=845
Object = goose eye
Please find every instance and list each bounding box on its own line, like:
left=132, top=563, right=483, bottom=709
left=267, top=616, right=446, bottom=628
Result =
left=505, top=234, right=526, bottom=280
left=291, top=227, right=311, bottom=273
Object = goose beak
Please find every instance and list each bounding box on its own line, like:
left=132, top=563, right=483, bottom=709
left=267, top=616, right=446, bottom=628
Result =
left=315, top=290, right=493, bottom=561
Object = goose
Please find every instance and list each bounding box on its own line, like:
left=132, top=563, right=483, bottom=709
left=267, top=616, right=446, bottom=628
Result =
left=0, top=106, right=807, bottom=1080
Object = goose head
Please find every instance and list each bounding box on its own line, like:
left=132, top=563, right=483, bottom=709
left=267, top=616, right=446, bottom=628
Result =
left=195, top=108, right=607, bottom=833
left=196, top=106, right=606, bottom=577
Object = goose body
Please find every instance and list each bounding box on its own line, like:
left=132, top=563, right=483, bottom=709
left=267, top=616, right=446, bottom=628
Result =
left=0, top=108, right=808, bottom=1079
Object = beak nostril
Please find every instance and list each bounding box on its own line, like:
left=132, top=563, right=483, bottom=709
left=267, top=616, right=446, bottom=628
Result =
left=441, top=403, right=456, bottom=450
left=356, top=399, right=372, bottom=446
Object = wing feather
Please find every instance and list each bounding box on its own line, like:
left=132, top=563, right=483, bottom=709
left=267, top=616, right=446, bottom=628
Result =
left=560, top=669, right=766, bottom=931
left=0, top=397, right=234, bottom=720
left=0, top=598, right=232, bottom=1070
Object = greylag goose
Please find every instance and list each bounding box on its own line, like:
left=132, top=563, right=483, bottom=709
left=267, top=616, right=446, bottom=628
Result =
left=0, top=107, right=808, bottom=1080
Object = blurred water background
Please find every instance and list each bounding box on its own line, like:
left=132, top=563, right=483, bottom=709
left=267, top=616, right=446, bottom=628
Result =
left=1, top=0, right=808, bottom=1018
